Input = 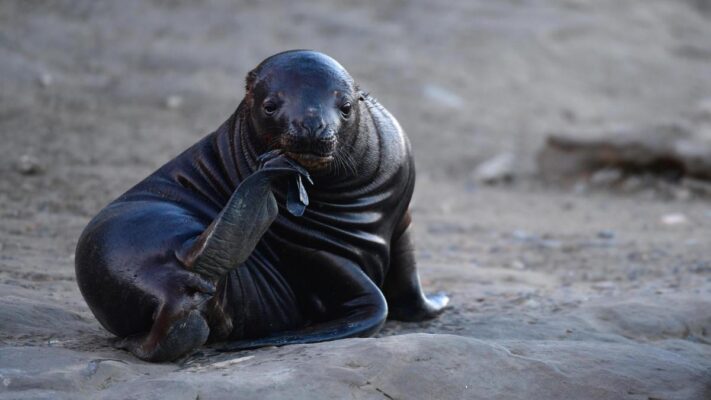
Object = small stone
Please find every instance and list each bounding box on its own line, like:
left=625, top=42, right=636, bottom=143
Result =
left=660, top=213, right=688, bottom=225
left=472, top=153, right=515, bottom=184
left=523, top=299, right=540, bottom=308
left=511, top=229, right=534, bottom=241
left=597, top=230, right=615, bottom=239
left=38, top=71, right=53, bottom=87
left=682, top=178, right=711, bottom=197
left=17, top=154, right=44, bottom=175
left=165, top=95, right=184, bottom=109
left=589, top=168, right=623, bottom=186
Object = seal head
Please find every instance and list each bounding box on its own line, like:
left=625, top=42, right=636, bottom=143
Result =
left=245, top=50, right=360, bottom=172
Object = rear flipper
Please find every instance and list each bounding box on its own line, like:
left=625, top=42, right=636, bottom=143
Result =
left=218, top=252, right=388, bottom=351
left=113, top=271, right=214, bottom=363
left=384, top=221, right=449, bottom=322
left=116, top=310, right=209, bottom=362
left=217, top=298, right=386, bottom=351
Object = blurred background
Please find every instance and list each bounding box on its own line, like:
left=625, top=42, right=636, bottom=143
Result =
left=3, top=0, right=711, bottom=187
left=1, top=1, right=711, bottom=397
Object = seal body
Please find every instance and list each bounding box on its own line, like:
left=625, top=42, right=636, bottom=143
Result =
left=75, top=51, right=447, bottom=361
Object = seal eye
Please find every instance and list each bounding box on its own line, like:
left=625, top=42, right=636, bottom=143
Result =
left=340, top=102, right=352, bottom=117
left=263, top=102, right=278, bottom=116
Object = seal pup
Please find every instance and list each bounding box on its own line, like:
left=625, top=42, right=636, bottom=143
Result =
left=75, top=50, right=448, bottom=362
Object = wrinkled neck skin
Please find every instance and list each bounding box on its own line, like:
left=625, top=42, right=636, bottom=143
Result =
left=239, top=99, right=383, bottom=194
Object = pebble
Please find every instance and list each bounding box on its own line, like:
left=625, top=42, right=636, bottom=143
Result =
left=17, top=154, right=44, bottom=175
left=472, top=153, right=515, bottom=184
left=511, top=229, right=533, bottom=241
left=660, top=213, right=688, bottom=226
left=589, top=168, right=622, bottom=186
left=165, top=95, right=184, bottom=109
left=523, top=299, right=540, bottom=308
left=38, top=71, right=53, bottom=87
left=597, top=230, right=615, bottom=239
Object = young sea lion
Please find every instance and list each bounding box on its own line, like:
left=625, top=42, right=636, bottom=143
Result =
left=75, top=50, right=448, bottom=362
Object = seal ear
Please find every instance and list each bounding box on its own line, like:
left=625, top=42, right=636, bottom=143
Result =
left=245, top=69, right=258, bottom=106
left=356, top=86, right=368, bottom=101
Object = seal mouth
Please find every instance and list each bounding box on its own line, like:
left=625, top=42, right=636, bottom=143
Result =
left=280, top=134, right=337, bottom=171
left=285, top=151, right=334, bottom=170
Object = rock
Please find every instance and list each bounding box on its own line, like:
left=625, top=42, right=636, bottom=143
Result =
left=596, top=230, right=615, bottom=239
left=472, top=153, right=515, bottom=184
left=660, top=213, right=688, bottom=226
left=589, top=168, right=622, bottom=186
left=0, top=347, right=170, bottom=400
left=164, top=95, right=183, bottom=110
left=16, top=155, right=44, bottom=176
left=1, top=291, right=710, bottom=400
left=28, top=334, right=710, bottom=400
left=100, top=380, right=199, bottom=400
left=682, top=177, right=711, bottom=197
left=511, top=229, right=533, bottom=241
left=0, top=286, right=96, bottom=338
left=537, top=123, right=711, bottom=183
left=37, top=72, right=53, bottom=87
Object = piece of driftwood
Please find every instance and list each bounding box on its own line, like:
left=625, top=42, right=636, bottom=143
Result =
left=538, top=124, right=711, bottom=183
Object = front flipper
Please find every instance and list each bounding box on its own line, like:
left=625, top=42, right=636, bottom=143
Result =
left=176, top=153, right=311, bottom=282
left=384, top=220, right=449, bottom=322
left=218, top=252, right=388, bottom=351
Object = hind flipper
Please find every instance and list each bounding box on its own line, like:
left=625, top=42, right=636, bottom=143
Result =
left=219, top=253, right=387, bottom=351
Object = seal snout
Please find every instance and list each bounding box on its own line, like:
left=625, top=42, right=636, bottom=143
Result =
left=299, top=112, right=326, bottom=138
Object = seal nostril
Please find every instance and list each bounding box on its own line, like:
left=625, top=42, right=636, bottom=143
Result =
left=300, top=117, right=325, bottom=137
